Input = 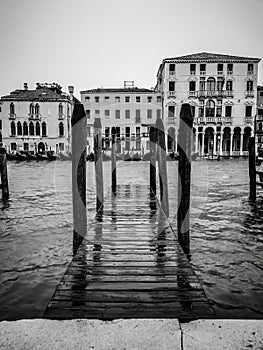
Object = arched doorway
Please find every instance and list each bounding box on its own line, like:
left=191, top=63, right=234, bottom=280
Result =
left=38, top=142, right=45, bottom=153
left=233, top=127, right=241, bottom=153
left=222, top=127, right=231, bottom=154
left=243, top=127, right=251, bottom=152
left=167, top=127, right=175, bottom=152
left=204, top=127, right=214, bottom=155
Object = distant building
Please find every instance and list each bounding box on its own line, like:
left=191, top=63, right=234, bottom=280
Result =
left=0, top=83, right=74, bottom=153
left=156, top=52, right=261, bottom=157
left=80, top=83, right=162, bottom=155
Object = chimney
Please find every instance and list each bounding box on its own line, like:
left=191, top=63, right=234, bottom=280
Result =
left=68, top=85, right=74, bottom=101
left=23, top=83, right=28, bottom=90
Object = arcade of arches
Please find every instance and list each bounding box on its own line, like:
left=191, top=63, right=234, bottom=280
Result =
left=167, top=126, right=252, bottom=156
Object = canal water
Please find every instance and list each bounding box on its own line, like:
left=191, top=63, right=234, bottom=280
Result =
left=0, top=158, right=262, bottom=320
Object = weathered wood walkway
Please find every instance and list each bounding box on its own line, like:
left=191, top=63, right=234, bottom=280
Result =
left=44, top=184, right=214, bottom=320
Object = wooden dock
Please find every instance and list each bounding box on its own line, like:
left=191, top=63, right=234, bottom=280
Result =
left=44, top=184, right=214, bottom=320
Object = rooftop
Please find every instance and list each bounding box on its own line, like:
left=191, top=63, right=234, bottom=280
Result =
left=80, top=87, right=156, bottom=94
left=162, top=52, right=261, bottom=63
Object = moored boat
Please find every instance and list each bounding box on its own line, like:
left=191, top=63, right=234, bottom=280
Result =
left=59, top=152, right=72, bottom=161
left=36, top=153, right=49, bottom=161
left=124, top=152, right=132, bottom=161
left=47, top=151, right=59, bottom=161
left=132, top=152, right=141, bottom=161
left=6, top=152, right=18, bottom=161
left=25, top=151, right=38, bottom=160
left=16, top=152, right=27, bottom=161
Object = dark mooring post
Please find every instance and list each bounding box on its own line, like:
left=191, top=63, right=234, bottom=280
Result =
left=111, top=127, right=117, bottom=195
left=155, top=118, right=169, bottom=217
left=149, top=126, right=157, bottom=196
left=71, top=103, right=87, bottom=255
left=0, top=146, right=9, bottom=200
left=249, top=136, right=256, bottom=201
left=177, top=103, right=194, bottom=256
left=94, top=118, right=104, bottom=212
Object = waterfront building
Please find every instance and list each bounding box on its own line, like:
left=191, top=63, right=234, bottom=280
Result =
left=0, top=83, right=74, bottom=153
left=80, top=82, right=162, bottom=155
left=156, top=52, right=261, bottom=157
left=255, top=86, right=263, bottom=155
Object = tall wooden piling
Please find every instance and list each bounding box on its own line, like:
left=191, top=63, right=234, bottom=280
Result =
left=155, top=118, right=169, bottom=217
left=177, top=103, right=194, bottom=256
left=149, top=126, right=156, bottom=196
left=71, top=103, right=87, bottom=255
left=94, top=118, right=104, bottom=212
left=0, top=146, right=9, bottom=200
left=111, top=127, right=117, bottom=195
left=249, top=136, right=256, bottom=201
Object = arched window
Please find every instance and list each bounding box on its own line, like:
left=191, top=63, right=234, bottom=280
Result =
left=29, top=103, right=34, bottom=115
left=17, top=121, right=22, bottom=135
left=246, top=80, right=253, bottom=91
left=259, top=123, right=262, bottom=131
left=10, top=121, right=16, bottom=136
left=226, top=80, right=233, bottom=91
left=59, top=122, right=64, bottom=136
left=35, top=103, right=40, bottom=115
left=29, top=121, right=34, bottom=136
left=205, top=100, right=215, bottom=118
left=23, top=121, right=28, bottom=136
left=207, top=77, right=216, bottom=91
left=10, top=103, right=15, bottom=115
left=42, top=122, right=47, bottom=137
left=36, top=121, right=40, bottom=136
left=58, top=103, right=63, bottom=116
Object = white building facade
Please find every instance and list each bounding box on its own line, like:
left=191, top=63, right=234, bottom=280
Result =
left=156, top=52, right=261, bottom=157
left=0, top=83, right=74, bottom=154
left=80, top=86, right=162, bottom=155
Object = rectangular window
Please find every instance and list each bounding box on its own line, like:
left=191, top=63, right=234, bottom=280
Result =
left=23, top=143, right=28, bottom=151
left=105, top=127, right=110, bottom=138
left=147, top=109, right=152, bottom=118
left=246, top=81, right=253, bottom=91
left=95, top=96, right=99, bottom=103
left=200, top=77, right=205, bottom=91
left=157, top=96, right=161, bottom=102
left=248, top=63, right=254, bottom=74
left=169, top=81, right=175, bottom=91
left=136, top=127, right=140, bottom=136
left=217, top=63, right=223, bottom=73
left=189, top=81, right=196, bottom=91
left=217, top=77, right=224, bottom=91
left=135, top=109, right=141, bottom=123
left=258, top=108, right=263, bottom=116
left=157, top=109, right=161, bottom=118
left=125, top=127, right=130, bottom=137
left=125, top=96, right=130, bottom=103
left=191, top=106, right=195, bottom=118
left=245, top=106, right=252, bottom=117
left=10, top=143, right=16, bottom=151
left=199, top=107, right=204, bottom=118
left=216, top=106, right=222, bottom=117
left=125, top=110, right=130, bottom=119
left=200, top=63, right=206, bottom=74
left=226, top=80, right=233, bottom=91
left=225, top=106, right=232, bottom=118
left=59, top=143, right=64, bottom=151
left=136, top=96, right=141, bottom=102
left=105, top=110, right=110, bottom=118
left=95, top=110, right=100, bottom=115
left=115, top=96, right=120, bottom=102
left=190, top=63, right=196, bottom=74
left=115, top=110, right=120, bottom=119
left=227, top=63, right=233, bottom=73
left=86, top=110, right=90, bottom=118
left=169, top=63, right=175, bottom=73
left=147, top=96, right=152, bottom=103
left=168, top=106, right=175, bottom=118
left=85, top=96, right=90, bottom=101
left=105, top=96, right=110, bottom=101
left=0, top=120, right=2, bottom=129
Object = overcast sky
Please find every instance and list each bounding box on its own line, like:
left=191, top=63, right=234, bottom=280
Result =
left=0, top=0, right=262, bottom=99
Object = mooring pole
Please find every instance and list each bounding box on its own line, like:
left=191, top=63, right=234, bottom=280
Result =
left=149, top=126, right=157, bottom=196
left=0, top=146, right=9, bottom=200
left=94, top=118, right=104, bottom=212
left=111, top=127, right=117, bottom=195
left=177, top=103, right=194, bottom=256
left=71, top=103, right=87, bottom=255
left=155, top=118, right=169, bottom=217
left=249, top=136, right=256, bottom=201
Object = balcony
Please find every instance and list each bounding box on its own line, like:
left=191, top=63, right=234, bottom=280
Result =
left=190, top=71, right=196, bottom=75
left=169, top=71, right=175, bottom=76
left=200, top=71, right=206, bottom=75
left=245, top=91, right=255, bottom=98
left=245, top=117, right=253, bottom=124
left=206, top=117, right=216, bottom=124
left=225, top=117, right=232, bottom=124
left=188, top=91, right=197, bottom=98
left=247, top=70, right=254, bottom=75
left=135, top=117, right=141, bottom=124
left=9, top=113, right=16, bottom=120
left=225, top=90, right=234, bottom=98
left=167, top=91, right=176, bottom=98
left=257, top=115, right=263, bottom=121
left=216, top=117, right=223, bottom=123
left=168, top=117, right=175, bottom=124
left=227, top=70, right=233, bottom=75
left=217, top=71, right=223, bottom=75
left=197, top=117, right=205, bottom=124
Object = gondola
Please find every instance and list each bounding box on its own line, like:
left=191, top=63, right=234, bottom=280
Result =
left=25, top=151, right=38, bottom=160
left=16, top=152, right=27, bottom=161
left=59, top=152, right=72, bottom=161
left=124, top=152, right=132, bottom=161
left=142, top=153, right=150, bottom=161
left=36, top=152, right=49, bottom=161
left=47, top=151, right=59, bottom=161
left=6, top=152, right=18, bottom=161
left=132, top=152, right=141, bottom=161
